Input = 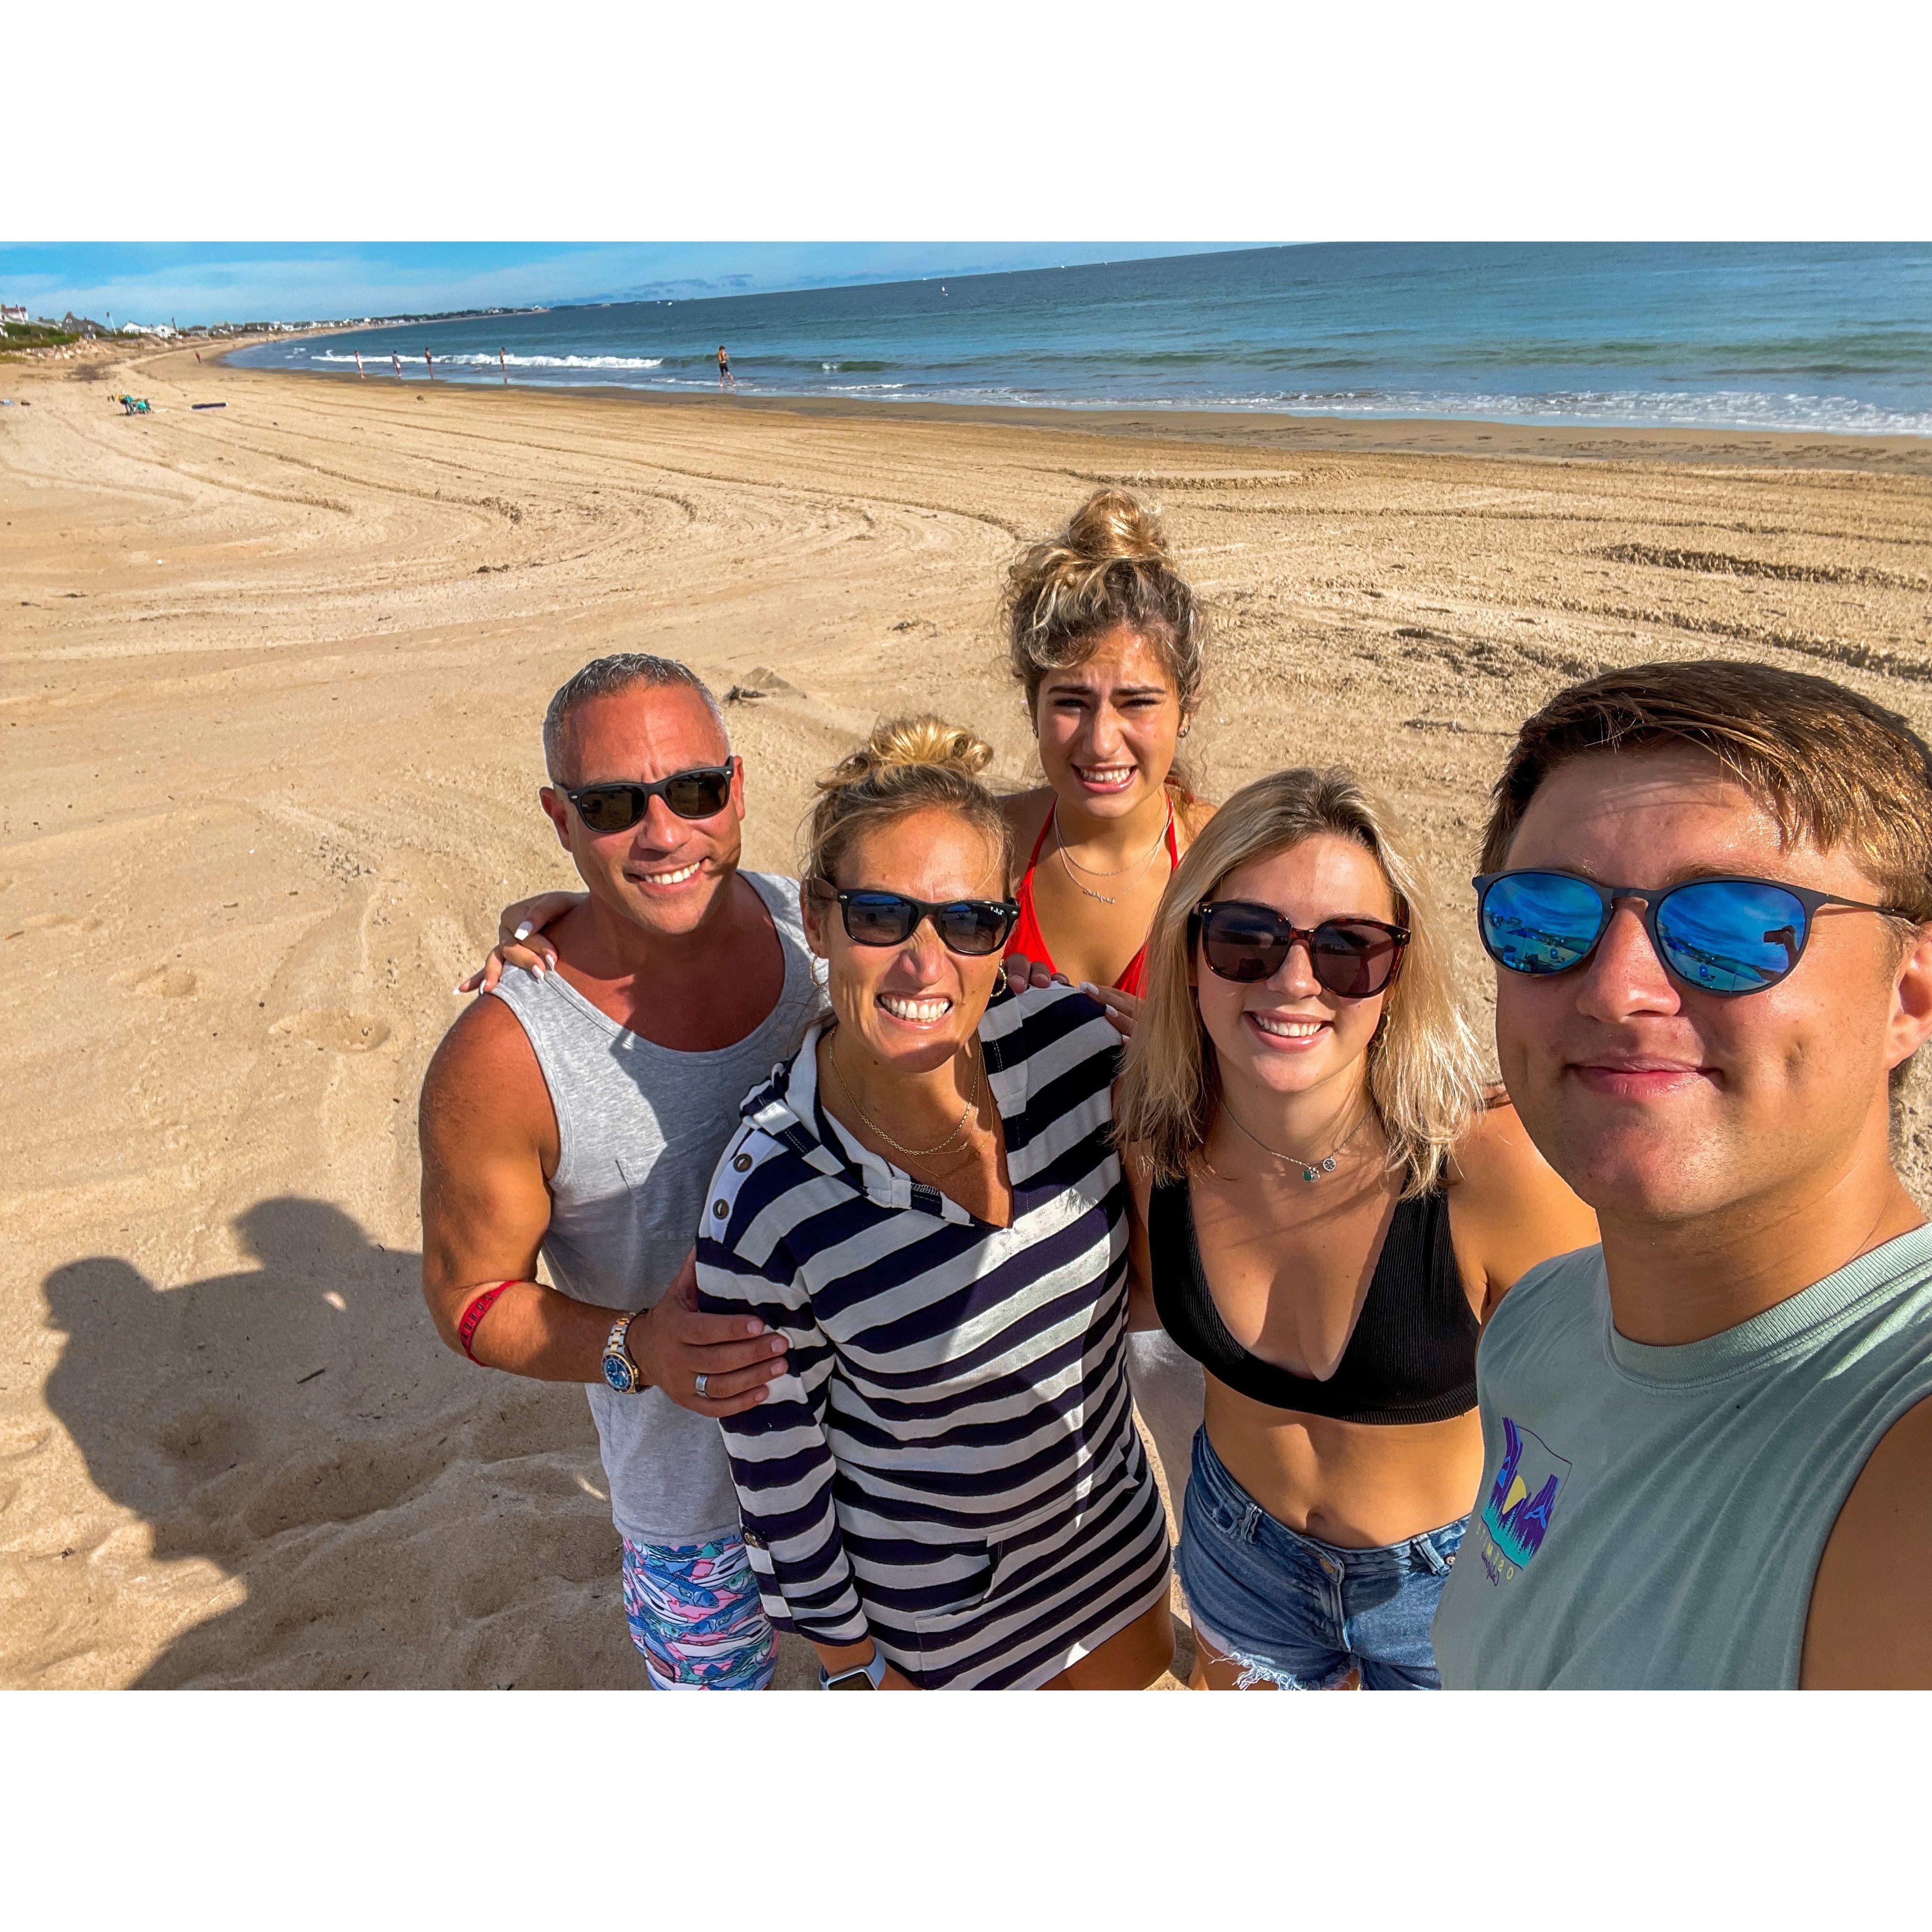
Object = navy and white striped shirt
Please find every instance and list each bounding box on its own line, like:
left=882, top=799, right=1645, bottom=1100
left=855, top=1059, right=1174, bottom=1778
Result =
left=696, top=983, right=1170, bottom=1689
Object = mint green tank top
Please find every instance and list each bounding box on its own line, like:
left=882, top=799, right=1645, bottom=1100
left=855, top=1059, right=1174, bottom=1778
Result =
left=1432, top=1225, right=1932, bottom=1689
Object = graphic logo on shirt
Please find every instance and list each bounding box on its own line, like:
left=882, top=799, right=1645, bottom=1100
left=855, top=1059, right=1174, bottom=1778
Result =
left=1475, top=1417, right=1571, bottom=1585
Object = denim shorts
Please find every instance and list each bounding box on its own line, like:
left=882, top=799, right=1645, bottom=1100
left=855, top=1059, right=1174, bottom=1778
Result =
left=1175, top=1428, right=1466, bottom=1690
left=621, top=1536, right=776, bottom=1691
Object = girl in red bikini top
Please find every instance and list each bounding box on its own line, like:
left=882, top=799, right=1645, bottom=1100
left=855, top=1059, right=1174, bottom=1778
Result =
left=1007, top=799, right=1182, bottom=995
left=997, top=485, right=1212, bottom=998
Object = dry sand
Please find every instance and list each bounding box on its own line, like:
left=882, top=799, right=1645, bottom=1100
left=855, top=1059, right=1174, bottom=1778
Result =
left=3, top=341, right=1929, bottom=1689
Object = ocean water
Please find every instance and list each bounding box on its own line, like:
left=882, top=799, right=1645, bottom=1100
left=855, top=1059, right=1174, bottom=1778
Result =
left=230, top=243, right=1932, bottom=437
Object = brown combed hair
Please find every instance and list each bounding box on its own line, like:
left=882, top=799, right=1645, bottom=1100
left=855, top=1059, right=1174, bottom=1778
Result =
left=1001, top=487, right=1207, bottom=720
left=1116, top=768, right=1488, bottom=1192
left=803, top=715, right=1013, bottom=891
left=1480, top=660, right=1932, bottom=924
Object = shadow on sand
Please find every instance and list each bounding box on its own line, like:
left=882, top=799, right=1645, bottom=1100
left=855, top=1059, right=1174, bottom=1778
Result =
left=42, top=1197, right=637, bottom=1688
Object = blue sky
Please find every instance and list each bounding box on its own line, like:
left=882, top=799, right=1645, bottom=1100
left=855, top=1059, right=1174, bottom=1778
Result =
left=0, top=242, right=1257, bottom=327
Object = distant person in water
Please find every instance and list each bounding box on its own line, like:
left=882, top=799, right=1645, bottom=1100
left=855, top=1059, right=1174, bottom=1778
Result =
left=718, top=345, right=734, bottom=390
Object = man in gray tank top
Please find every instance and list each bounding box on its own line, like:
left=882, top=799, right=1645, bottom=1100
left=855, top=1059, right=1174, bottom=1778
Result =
left=418, top=655, right=824, bottom=1689
left=1433, top=661, right=1932, bottom=1688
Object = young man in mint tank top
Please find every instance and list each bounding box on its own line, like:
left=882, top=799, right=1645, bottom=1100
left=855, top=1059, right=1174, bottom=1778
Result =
left=1433, top=660, right=1932, bottom=1689
left=418, top=655, right=824, bottom=1689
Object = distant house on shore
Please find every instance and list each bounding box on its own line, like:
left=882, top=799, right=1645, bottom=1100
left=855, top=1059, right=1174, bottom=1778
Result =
left=61, top=312, right=108, bottom=338
left=0, top=304, right=27, bottom=325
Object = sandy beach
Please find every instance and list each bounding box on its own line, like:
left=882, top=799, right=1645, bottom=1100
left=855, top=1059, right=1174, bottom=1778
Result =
left=3, top=340, right=1929, bottom=1690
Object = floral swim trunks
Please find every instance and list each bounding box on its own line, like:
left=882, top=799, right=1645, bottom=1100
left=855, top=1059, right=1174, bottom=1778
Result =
left=620, top=1536, right=776, bottom=1691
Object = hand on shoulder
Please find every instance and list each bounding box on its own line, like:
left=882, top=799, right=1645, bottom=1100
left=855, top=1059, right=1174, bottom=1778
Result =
left=454, top=889, right=584, bottom=995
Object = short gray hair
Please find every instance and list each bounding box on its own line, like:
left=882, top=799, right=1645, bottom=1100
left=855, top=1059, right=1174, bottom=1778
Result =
left=541, top=654, right=727, bottom=780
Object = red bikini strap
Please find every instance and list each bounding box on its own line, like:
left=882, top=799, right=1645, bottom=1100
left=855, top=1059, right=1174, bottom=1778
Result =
left=1025, top=808, right=1054, bottom=872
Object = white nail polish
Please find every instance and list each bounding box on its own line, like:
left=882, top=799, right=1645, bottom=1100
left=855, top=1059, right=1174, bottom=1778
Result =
left=514, top=922, right=533, bottom=941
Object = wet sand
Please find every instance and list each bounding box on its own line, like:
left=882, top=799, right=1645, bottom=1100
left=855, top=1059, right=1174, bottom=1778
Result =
left=2, top=340, right=1928, bottom=1687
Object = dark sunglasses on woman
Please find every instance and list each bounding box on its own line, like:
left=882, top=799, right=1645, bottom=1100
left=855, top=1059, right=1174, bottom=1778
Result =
left=563, top=763, right=735, bottom=833
left=1474, top=869, right=1917, bottom=996
left=820, top=887, right=1020, bottom=958
left=1191, top=900, right=1410, bottom=999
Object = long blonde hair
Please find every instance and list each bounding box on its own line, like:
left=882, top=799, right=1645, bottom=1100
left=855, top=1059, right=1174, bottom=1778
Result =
left=1116, top=768, right=1486, bottom=1193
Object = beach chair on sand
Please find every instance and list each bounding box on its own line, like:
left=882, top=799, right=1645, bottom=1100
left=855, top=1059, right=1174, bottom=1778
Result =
left=118, top=395, right=151, bottom=415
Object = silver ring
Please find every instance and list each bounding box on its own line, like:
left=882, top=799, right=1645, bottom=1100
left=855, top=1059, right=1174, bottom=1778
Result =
left=693, top=1372, right=710, bottom=1398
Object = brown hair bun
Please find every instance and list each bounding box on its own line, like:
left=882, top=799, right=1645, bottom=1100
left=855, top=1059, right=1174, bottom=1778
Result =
left=1002, top=487, right=1205, bottom=718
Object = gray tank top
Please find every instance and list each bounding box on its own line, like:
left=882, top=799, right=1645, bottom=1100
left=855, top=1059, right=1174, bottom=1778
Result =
left=1432, top=1226, right=1932, bottom=1688
left=490, top=872, right=825, bottom=1545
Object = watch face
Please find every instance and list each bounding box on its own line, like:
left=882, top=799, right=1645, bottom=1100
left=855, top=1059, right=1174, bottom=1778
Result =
left=601, top=1354, right=636, bottom=1394
left=826, top=1672, right=876, bottom=1689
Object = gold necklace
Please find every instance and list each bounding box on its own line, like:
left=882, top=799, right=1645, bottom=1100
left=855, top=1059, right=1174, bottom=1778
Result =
left=1053, top=800, right=1173, bottom=906
left=827, top=1041, right=984, bottom=1160
left=1219, top=1100, right=1370, bottom=1184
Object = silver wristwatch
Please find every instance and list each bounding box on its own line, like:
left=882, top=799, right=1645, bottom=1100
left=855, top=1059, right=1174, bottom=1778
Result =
left=819, top=1644, right=887, bottom=1690
left=599, top=1312, right=644, bottom=1394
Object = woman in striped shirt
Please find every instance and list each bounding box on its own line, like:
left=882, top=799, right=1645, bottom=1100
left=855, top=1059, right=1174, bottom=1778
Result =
left=696, top=716, right=1174, bottom=1689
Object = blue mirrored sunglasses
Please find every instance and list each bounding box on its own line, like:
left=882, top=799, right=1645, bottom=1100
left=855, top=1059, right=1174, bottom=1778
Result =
left=1473, top=870, right=1915, bottom=997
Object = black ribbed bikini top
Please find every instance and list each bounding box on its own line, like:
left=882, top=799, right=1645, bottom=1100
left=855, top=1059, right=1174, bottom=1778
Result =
left=1149, top=1172, right=1478, bottom=1426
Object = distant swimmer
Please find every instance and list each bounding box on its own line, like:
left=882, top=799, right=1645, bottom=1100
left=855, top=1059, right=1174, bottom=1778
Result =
left=717, top=345, right=735, bottom=391
left=424, top=347, right=434, bottom=380
left=392, top=351, right=403, bottom=380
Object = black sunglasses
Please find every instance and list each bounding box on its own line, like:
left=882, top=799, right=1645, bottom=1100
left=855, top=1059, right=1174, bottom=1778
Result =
left=819, top=886, right=1020, bottom=958
left=1473, top=869, right=1916, bottom=996
left=563, top=763, right=735, bottom=833
left=1191, top=899, right=1410, bottom=999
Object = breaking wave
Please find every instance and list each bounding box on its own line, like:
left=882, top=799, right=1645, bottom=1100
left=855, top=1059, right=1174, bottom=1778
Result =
left=312, top=350, right=664, bottom=369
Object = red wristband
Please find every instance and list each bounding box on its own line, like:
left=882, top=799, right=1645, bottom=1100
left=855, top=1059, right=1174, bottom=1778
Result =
left=458, top=1281, right=517, bottom=1361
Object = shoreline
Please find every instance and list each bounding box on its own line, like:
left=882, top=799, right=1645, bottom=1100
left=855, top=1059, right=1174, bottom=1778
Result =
left=211, top=346, right=1932, bottom=475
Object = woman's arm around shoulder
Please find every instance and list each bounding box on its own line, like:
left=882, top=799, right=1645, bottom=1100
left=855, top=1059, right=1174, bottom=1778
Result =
left=1446, top=1093, right=1598, bottom=1322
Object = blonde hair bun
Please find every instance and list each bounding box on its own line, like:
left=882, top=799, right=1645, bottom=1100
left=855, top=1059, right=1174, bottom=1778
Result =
left=821, top=715, right=995, bottom=794
left=805, top=715, right=1011, bottom=889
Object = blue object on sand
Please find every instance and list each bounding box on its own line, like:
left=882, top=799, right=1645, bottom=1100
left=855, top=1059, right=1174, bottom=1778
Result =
left=191, top=402, right=226, bottom=410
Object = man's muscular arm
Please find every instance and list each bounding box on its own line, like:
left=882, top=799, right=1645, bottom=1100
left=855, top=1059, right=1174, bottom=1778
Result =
left=417, top=998, right=786, bottom=1415
left=1800, top=1393, right=1932, bottom=1688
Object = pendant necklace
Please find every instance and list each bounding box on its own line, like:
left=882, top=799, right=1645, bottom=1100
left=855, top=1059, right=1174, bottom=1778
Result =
left=828, top=1041, right=985, bottom=1161
left=1219, top=1100, right=1369, bottom=1184
left=1054, top=799, right=1173, bottom=906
